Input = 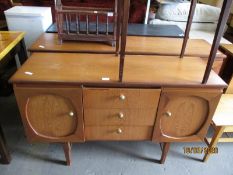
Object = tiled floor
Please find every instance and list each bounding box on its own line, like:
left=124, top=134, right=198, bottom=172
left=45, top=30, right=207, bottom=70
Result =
left=1, top=95, right=233, bottom=175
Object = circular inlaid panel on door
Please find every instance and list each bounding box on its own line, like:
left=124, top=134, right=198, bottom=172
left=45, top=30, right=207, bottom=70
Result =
left=26, top=94, right=78, bottom=138
left=160, top=96, right=208, bottom=138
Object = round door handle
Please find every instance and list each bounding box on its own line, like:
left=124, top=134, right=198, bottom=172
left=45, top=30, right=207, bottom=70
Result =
left=117, top=128, right=123, bottom=134
left=119, top=94, right=126, bottom=100
left=69, top=111, right=75, bottom=117
left=118, top=112, right=124, bottom=119
left=165, top=111, right=172, bottom=117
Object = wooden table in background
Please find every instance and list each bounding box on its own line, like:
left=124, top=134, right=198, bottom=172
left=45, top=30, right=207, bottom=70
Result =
left=0, top=31, right=28, bottom=67
left=0, top=31, right=27, bottom=164
left=29, top=33, right=225, bottom=74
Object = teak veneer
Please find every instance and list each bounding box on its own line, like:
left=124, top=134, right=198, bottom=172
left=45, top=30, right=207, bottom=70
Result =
left=11, top=53, right=226, bottom=165
left=11, top=0, right=233, bottom=166
left=29, top=33, right=225, bottom=73
left=125, top=36, right=225, bottom=58
left=0, top=31, right=25, bottom=61
left=10, top=53, right=226, bottom=88
left=29, top=33, right=116, bottom=54
left=29, top=33, right=225, bottom=58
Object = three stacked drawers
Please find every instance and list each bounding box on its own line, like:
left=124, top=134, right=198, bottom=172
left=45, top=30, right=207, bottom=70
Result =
left=83, top=88, right=161, bottom=140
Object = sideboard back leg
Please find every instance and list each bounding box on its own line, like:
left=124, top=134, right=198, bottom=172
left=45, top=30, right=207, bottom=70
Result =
left=160, top=142, right=170, bottom=164
left=63, top=142, right=72, bottom=166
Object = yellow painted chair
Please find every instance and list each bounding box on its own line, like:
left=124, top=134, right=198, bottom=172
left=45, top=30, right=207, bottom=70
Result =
left=203, top=77, right=233, bottom=161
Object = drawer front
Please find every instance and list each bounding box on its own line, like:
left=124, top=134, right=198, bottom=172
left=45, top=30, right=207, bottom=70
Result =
left=83, top=88, right=161, bottom=108
left=85, top=126, right=153, bottom=140
left=84, top=108, right=156, bottom=126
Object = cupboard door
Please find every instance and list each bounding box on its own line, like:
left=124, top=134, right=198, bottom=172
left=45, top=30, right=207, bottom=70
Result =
left=152, top=88, right=222, bottom=142
left=14, top=86, right=84, bottom=142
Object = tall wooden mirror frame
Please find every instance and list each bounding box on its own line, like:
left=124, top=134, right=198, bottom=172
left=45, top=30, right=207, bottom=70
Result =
left=118, top=0, right=233, bottom=84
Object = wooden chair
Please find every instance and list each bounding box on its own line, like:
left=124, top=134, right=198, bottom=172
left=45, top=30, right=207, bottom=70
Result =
left=203, top=77, right=233, bottom=162
left=0, top=124, right=11, bottom=164
left=55, top=0, right=120, bottom=53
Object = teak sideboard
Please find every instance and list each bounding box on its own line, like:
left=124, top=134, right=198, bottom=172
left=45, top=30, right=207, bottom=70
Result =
left=10, top=53, right=226, bottom=165
left=10, top=0, right=233, bottom=166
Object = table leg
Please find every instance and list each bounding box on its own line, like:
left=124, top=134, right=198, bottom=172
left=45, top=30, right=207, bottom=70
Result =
left=17, top=39, right=28, bottom=65
left=14, top=55, right=21, bottom=69
left=0, top=125, right=11, bottom=164
left=63, top=142, right=72, bottom=166
left=203, top=126, right=225, bottom=162
left=160, top=142, right=170, bottom=164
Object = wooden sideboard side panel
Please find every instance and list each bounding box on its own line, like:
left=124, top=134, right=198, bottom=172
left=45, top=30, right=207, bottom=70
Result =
left=13, top=85, right=85, bottom=143
left=152, top=88, right=222, bottom=142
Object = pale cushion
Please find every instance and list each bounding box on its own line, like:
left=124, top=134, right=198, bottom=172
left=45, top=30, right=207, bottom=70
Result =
left=148, top=19, right=231, bottom=44
left=157, top=3, right=221, bottom=22
left=149, top=19, right=218, bottom=31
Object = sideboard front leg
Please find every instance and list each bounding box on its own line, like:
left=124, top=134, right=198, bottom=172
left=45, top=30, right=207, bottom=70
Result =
left=160, top=142, right=170, bottom=164
left=63, top=142, right=72, bottom=166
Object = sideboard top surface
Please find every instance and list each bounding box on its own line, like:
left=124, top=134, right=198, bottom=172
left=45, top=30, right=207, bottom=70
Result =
left=29, top=33, right=115, bottom=53
left=126, top=36, right=225, bottom=59
left=123, top=55, right=226, bottom=87
left=29, top=33, right=225, bottom=59
left=10, top=53, right=226, bottom=88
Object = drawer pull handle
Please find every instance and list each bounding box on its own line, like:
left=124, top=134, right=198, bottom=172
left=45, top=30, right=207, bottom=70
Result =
left=119, top=94, right=126, bottom=100
left=117, top=128, right=123, bottom=134
left=69, top=111, right=75, bottom=117
left=165, top=111, right=172, bottom=117
left=118, top=112, right=124, bottom=119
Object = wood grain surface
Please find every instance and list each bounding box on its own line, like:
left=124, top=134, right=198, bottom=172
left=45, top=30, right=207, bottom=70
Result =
left=126, top=36, right=225, bottom=59
left=83, top=88, right=161, bottom=108
left=84, top=108, right=157, bottom=126
left=85, top=126, right=153, bottom=140
left=29, top=33, right=115, bottom=53
left=14, top=86, right=85, bottom=142
left=152, top=88, right=222, bottom=142
left=123, top=55, right=226, bottom=87
left=0, top=31, right=25, bottom=60
left=10, top=53, right=119, bottom=84
left=10, top=53, right=227, bottom=87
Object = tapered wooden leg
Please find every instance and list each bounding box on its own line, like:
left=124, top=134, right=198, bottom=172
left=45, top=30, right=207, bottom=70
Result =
left=63, top=142, right=72, bottom=166
left=160, top=142, right=170, bottom=164
left=203, top=126, right=225, bottom=162
left=0, top=125, right=11, bottom=164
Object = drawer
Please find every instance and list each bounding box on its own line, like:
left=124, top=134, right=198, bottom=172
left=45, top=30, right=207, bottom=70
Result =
left=83, top=88, right=161, bottom=108
left=85, top=126, right=153, bottom=140
left=84, top=108, right=156, bottom=126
